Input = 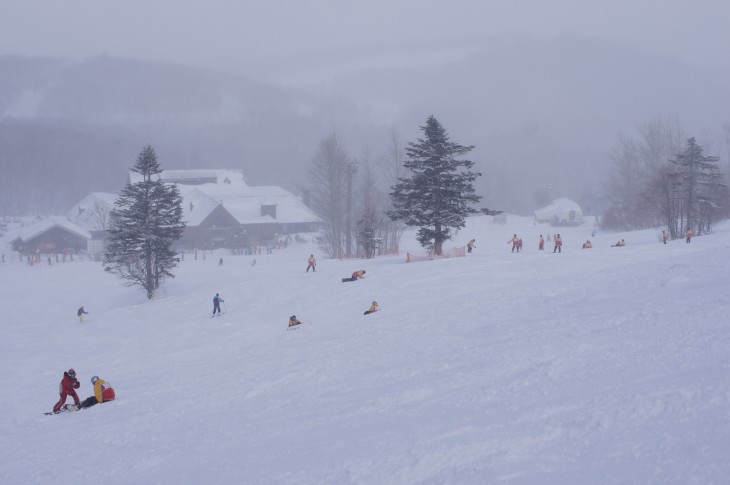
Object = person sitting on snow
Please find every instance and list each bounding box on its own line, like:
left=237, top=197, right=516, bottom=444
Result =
left=612, top=239, right=625, bottom=247
left=288, top=315, right=302, bottom=327
left=582, top=240, right=593, bottom=249
left=79, top=375, right=116, bottom=409
left=363, top=301, right=380, bottom=315
left=52, top=368, right=81, bottom=413
left=342, top=270, right=366, bottom=282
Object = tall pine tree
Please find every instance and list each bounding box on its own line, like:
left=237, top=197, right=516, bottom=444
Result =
left=388, top=116, right=487, bottom=255
left=105, top=145, right=185, bottom=299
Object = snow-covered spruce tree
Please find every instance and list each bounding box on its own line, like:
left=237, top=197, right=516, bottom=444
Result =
left=388, top=116, right=495, bottom=255
left=105, top=145, right=185, bottom=299
left=669, top=137, right=724, bottom=235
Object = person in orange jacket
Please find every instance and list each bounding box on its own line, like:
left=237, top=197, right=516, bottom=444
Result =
left=52, top=368, right=81, bottom=413
left=466, top=239, right=476, bottom=253
left=553, top=234, right=563, bottom=253
left=79, top=376, right=116, bottom=409
left=342, top=270, right=365, bottom=282
left=363, top=301, right=380, bottom=315
left=686, top=228, right=693, bottom=243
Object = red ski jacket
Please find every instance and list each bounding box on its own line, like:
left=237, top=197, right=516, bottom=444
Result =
left=59, top=372, right=80, bottom=399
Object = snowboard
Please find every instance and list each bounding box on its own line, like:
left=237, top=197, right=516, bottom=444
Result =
left=44, top=403, right=81, bottom=415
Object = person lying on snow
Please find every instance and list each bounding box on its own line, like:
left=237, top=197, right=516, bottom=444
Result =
left=342, top=270, right=366, bottom=282
left=79, top=376, right=116, bottom=409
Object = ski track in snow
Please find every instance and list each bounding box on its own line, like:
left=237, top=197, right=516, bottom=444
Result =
left=1, top=216, right=729, bottom=484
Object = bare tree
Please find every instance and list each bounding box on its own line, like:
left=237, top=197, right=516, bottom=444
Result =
left=309, top=132, right=349, bottom=258
left=378, top=128, right=405, bottom=255
left=89, top=201, right=111, bottom=231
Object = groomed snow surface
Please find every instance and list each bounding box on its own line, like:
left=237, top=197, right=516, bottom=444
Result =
left=1, top=216, right=729, bottom=484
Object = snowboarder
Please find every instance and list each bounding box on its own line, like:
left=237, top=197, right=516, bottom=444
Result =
left=79, top=376, right=116, bottom=409
left=662, top=230, right=669, bottom=244
left=52, top=368, right=81, bottom=414
left=213, top=293, right=224, bottom=316
left=342, top=270, right=366, bottom=283
left=77, top=306, right=88, bottom=322
left=466, top=239, right=476, bottom=253
left=306, top=254, right=316, bottom=272
left=363, top=301, right=380, bottom=315
left=553, top=234, right=563, bottom=253
left=686, top=228, right=693, bottom=243
left=539, top=235, right=545, bottom=250
left=508, top=235, right=519, bottom=252
left=288, top=315, right=302, bottom=327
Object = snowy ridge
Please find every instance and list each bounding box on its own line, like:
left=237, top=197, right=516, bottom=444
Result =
left=0, top=217, right=729, bottom=483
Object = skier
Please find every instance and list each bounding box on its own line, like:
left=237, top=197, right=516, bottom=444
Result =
left=508, top=235, right=519, bottom=252
left=363, top=301, right=380, bottom=315
left=539, top=234, right=545, bottom=250
left=553, top=234, right=563, bottom=253
left=79, top=376, right=116, bottom=409
left=686, top=228, right=693, bottom=243
left=212, top=293, right=224, bottom=316
left=288, top=315, right=302, bottom=327
left=306, top=254, right=316, bottom=272
left=342, top=270, right=366, bottom=283
left=466, top=239, right=476, bottom=253
left=77, top=306, right=88, bottom=322
left=662, top=230, right=669, bottom=244
left=52, top=368, right=81, bottom=414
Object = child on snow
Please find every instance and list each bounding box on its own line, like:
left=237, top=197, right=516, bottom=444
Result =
left=539, top=235, right=545, bottom=250
left=288, top=315, right=302, bottom=327
left=77, top=306, right=88, bottom=322
left=306, top=254, right=316, bottom=272
left=79, top=376, right=116, bottom=409
left=508, top=235, right=519, bottom=252
left=213, top=293, right=224, bottom=315
left=466, top=239, right=476, bottom=253
left=363, top=301, right=380, bottom=315
left=342, top=270, right=366, bottom=283
left=53, top=368, right=81, bottom=413
left=582, top=240, right=593, bottom=249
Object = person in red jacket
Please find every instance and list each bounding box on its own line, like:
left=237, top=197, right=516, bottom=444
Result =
left=79, top=376, right=116, bottom=409
left=53, top=368, right=81, bottom=413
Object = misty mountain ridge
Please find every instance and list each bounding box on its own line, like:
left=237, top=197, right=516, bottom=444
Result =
left=1, top=34, right=728, bottom=216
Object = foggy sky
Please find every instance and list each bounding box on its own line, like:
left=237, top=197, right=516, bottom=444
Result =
left=2, top=0, right=729, bottom=88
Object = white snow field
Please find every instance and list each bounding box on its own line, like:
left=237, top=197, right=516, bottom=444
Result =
left=1, top=216, right=729, bottom=484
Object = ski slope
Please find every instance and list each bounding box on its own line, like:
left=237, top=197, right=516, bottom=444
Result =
left=1, top=216, right=729, bottom=484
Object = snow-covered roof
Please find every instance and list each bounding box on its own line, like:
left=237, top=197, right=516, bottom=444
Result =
left=124, top=169, right=321, bottom=227
left=13, top=216, right=91, bottom=242
left=66, top=192, right=118, bottom=229
left=534, top=198, right=584, bottom=221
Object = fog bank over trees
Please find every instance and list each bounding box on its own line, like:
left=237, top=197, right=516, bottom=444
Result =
left=1, top=34, right=729, bottom=218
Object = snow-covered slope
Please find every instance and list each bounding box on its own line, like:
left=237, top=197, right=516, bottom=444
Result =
left=1, top=217, right=729, bottom=484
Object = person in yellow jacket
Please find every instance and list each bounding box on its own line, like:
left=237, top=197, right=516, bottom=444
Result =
left=363, top=301, right=380, bottom=315
left=78, top=376, right=116, bottom=409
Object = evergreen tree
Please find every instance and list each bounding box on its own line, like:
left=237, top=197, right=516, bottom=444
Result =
left=105, top=145, right=185, bottom=299
left=388, top=116, right=488, bottom=255
left=669, top=137, right=724, bottom=235
left=357, top=205, right=379, bottom=259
